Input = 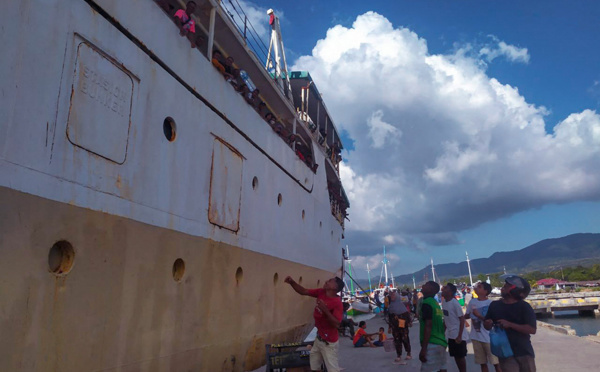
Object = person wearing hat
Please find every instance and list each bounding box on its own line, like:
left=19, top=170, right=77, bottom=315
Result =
left=484, top=275, right=536, bottom=372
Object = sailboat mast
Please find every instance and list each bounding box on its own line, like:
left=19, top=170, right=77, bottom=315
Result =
left=466, top=251, right=473, bottom=287
left=383, top=246, right=389, bottom=287
left=347, top=245, right=354, bottom=295
left=412, top=275, right=416, bottom=290
left=431, top=258, right=436, bottom=283
left=367, top=264, right=372, bottom=292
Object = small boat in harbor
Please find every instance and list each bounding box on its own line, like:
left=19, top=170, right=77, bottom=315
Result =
left=347, top=296, right=373, bottom=315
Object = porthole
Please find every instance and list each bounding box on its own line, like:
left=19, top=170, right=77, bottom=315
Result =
left=48, top=240, right=75, bottom=276
left=252, top=176, right=259, bottom=190
left=163, top=117, right=177, bottom=142
left=277, top=193, right=282, bottom=206
left=172, top=258, right=185, bottom=282
left=273, top=272, right=279, bottom=286
left=236, top=267, right=243, bottom=285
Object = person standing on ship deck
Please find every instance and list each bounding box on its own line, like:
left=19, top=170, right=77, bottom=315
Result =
left=173, top=1, right=197, bottom=48
left=285, top=276, right=344, bottom=372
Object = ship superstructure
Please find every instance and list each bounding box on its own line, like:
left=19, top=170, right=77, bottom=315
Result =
left=0, top=0, right=348, bottom=371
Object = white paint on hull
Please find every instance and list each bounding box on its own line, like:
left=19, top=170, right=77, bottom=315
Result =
left=0, top=0, right=344, bottom=273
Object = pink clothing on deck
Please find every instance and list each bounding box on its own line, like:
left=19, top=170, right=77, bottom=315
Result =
left=174, top=10, right=195, bottom=33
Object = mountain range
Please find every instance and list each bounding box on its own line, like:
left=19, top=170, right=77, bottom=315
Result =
left=391, top=233, right=600, bottom=285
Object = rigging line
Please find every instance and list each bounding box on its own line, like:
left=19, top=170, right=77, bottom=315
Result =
left=230, top=0, right=270, bottom=48
left=345, top=272, right=377, bottom=306
left=227, top=0, right=271, bottom=55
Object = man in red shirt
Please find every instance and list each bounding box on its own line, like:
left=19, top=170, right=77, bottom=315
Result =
left=285, top=276, right=344, bottom=372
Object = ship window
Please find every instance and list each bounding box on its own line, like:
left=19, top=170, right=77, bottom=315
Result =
left=299, top=276, right=303, bottom=284
left=277, top=193, right=282, bottom=206
left=273, top=272, right=279, bottom=286
left=48, top=240, right=75, bottom=276
left=163, top=117, right=177, bottom=142
left=252, top=176, right=258, bottom=190
left=317, top=279, right=321, bottom=286
left=172, top=258, right=185, bottom=282
left=236, top=267, right=244, bottom=285
left=319, top=221, right=322, bottom=228
left=302, top=210, right=305, bottom=220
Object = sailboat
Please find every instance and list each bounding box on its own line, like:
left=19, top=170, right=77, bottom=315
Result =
left=344, top=246, right=373, bottom=315
left=371, top=246, right=395, bottom=308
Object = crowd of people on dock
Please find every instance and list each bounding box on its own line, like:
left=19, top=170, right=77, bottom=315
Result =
left=285, top=273, right=536, bottom=372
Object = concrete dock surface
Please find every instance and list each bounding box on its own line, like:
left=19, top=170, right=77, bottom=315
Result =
left=253, top=314, right=600, bottom=371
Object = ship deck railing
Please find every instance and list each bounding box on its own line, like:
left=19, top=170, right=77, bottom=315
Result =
left=157, top=0, right=349, bottom=219
left=157, top=0, right=322, bottom=172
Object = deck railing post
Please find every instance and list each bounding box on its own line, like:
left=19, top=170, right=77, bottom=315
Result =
left=207, top=5, right=217, bottom=60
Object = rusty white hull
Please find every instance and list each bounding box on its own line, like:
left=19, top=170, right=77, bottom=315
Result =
left=0, top=0, right=345, bottom=371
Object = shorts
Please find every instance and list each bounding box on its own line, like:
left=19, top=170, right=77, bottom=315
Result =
left=354, top=336, right=367, bottom=347
left=472, top=339, right=499, bottom=365
left=310, top=338, right=340, bottom=372
left=499, top=355, right=536, bottom=372
left=420, top=343, right=447, bottom=372
left=448, top=338, right=467, bottom=358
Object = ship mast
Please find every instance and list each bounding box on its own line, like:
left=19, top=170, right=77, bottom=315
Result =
left=430, top=257, right=437, bottom=283
left=266, top=9, right=292, bottom=99
left=367, top=263, right=372, bottom=292
left=346, top=245, right=355, bottom=295
left=382, top=246, right=390, bottom=287
left=466, top=251, right=474, bottom=287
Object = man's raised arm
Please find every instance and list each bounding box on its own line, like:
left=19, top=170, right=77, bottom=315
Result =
left=285, top=276, right=309, bottom=296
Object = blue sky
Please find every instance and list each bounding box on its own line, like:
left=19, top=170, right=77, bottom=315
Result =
left=238, top=0, right=600, bottom=278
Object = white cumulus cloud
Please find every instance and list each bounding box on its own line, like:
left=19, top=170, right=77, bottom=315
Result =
left=291, top=12, right=600, bottom=255
left=479, top=36, right=530, bottom=64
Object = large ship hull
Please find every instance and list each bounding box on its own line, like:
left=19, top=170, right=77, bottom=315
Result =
left=0, top=186, right=324, bottom=371
left=0, top=0, right=347, bottom=370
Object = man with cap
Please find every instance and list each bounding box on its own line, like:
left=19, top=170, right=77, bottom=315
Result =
left=484, top=275, right=536, bottom=372
left=285, top=276, right=344, bottom=372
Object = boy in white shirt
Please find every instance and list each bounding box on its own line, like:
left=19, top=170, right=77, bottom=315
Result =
left=466, top=282, right=501, bottom=372
left=441, top=283, right=466, bottom=372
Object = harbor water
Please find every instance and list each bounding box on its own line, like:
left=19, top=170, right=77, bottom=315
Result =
left=538, top=310, right=600, bottom=336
